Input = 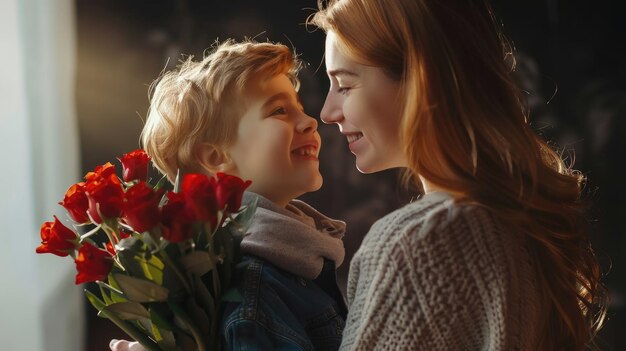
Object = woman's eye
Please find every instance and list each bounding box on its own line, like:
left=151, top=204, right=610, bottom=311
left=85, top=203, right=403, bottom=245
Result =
left=270, top=107, right=287, bottom=116
left=337, top=87, right=350, bottom=95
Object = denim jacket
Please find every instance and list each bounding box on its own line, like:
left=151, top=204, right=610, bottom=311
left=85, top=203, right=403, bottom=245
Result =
left=220, top=255, right=347, bottom=351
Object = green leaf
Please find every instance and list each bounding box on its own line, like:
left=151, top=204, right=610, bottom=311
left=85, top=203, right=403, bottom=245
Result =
left=85, top=289, right=106, bottom=311
left=142, top=230, right=161, bottom=248
left=151, top=322, right=177, bottom=351
left=160, top=268, right=186, bottom=301
left=151, top=322, right=163, bottom=341
left=193, top=275, right=216, bottom=325
left=158, top=191, right=169, bottom=208
left=168, top=301, right=206, bottom=350
left=169, top=302, right=192, bottom=334
left=114, top=274, right=169, bottom=303
left=107, top=274, right=128, bottom=303
left=135, top=254, right=165, bottom=285
left=135, top=318, right=154, bottom=336
left=103, top=302, right=150, bottom=320
left=156, top=336, right=177, bottom=351
left=153, top=174, right=169, bottom=191
left=183, top=298, right=211, bottom=348
left=99, top=284, right=114, bottom=306
left=177, top=251, right=215, bottom=277
left=115, top=237, right=147, bottom=278
left=149, top=305, right=175, bottom=332
left=232, top=197, right=258, bottom=233
left=85, top=291, right=162, bottom=351
left=212, top=228, right=235, bottom=288
left=174, top=331, right=197, bottom=351
left=108, top=272, right=122, bottom=290
left=98, top=280, right=124, bottom=296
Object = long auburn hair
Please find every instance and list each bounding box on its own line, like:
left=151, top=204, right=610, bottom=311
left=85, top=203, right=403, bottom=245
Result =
left=311, top=0, right=606, bottom=349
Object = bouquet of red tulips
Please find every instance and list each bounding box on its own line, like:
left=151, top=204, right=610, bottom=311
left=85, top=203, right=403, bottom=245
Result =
left=35, top=149, right=255, bottom=351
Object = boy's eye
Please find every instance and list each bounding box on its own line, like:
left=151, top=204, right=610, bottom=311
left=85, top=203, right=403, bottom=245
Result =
left=270, top=107, right=287, bottom=116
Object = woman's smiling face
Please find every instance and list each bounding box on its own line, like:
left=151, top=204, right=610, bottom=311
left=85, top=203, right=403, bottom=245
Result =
left=320, top=31, right=406, bottom=173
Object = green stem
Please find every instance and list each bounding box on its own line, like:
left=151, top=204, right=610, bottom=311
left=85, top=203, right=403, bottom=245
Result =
left=79, top=224, right=102, bottom=242
left=158, top=251, right=192, bottom=294
left=185, top=319, right=207, bottom=351
left=204, top=229, right=221, bottom=298
left=210, top=254, right=220, bottom=298
left=171, top=306, right=207, bottom=351
left=101, top=222, right=119, bottom=245
left=98, top=224, right=128, bottom=271
left=208, top=313, right=218, bottom=351
left=99, top=308, right=163, bottom=351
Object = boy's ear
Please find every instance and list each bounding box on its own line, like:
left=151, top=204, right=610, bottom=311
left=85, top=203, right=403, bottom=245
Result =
left=195, top=143, right=235, bottom=174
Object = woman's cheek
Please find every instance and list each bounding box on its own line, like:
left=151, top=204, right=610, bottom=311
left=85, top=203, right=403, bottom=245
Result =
left=344, top=97, right=367, bottom=127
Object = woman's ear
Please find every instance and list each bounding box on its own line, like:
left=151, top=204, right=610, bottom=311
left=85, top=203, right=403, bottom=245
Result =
left=195, top=143, right=236, bottom=175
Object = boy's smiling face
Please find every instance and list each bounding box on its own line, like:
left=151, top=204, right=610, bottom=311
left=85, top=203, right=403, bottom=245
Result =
left=223, top=73, right=323, bottom=207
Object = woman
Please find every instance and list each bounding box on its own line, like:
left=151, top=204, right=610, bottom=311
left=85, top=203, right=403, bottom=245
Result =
left=310, top=0, right=606, bottom=350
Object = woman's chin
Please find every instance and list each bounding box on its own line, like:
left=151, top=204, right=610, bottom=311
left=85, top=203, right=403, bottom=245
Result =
left=356, top=155, right=403, bottom=174
left=355, top=159, right=377, bottom=174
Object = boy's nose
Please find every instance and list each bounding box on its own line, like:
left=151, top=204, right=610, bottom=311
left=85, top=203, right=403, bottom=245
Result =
left=296, top=113, right=318, bottom=134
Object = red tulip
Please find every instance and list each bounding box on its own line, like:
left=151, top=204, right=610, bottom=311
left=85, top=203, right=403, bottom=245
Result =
left=118, top=149, right=150, bottom=182
left=74, top=242, right=113, bottom=284
left=215, top=172, right=251, bottom=213
left=35, top=216, right=79, bottom=257
left=59, top=182, right=90, bottom=224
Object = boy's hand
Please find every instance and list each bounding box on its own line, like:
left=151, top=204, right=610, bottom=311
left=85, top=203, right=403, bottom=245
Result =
left=109, top=339, right=147, bottom=351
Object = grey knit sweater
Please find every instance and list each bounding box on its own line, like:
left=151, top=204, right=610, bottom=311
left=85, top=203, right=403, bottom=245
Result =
left=339, top=191, right=540, bottom=350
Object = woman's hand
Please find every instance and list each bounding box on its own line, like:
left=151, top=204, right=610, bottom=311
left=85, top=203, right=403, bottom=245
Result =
left=109, top=339, right=147, bottom=351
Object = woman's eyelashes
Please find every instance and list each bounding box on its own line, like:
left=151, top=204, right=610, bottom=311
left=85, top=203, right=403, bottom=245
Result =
left=331, top=76, right=352, bottom=95
left=337, top=86, right=351, bottom=95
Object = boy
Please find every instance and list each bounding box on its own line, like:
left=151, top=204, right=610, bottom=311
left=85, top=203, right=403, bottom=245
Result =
left=111, top=40, right=346, bottom=351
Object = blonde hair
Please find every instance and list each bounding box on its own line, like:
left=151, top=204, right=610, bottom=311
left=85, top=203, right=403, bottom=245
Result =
left=311, top=0, right=606, bottom=349
left=142, top=40, right=301, bottom=181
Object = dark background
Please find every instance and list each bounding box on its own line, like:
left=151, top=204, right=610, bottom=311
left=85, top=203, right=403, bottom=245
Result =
left=75, top=0, right=625, bottom=349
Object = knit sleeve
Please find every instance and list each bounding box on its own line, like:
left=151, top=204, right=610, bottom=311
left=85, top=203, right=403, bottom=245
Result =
left=340, top=206, right=516, bottom=350
left=340, top=242, right=423, bottom=350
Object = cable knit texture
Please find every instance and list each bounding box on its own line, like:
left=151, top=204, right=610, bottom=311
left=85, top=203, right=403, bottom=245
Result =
left=340, top=191, right=540, bottom=350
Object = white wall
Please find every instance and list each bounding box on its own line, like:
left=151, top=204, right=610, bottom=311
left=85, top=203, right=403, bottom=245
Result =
left=0, top=0, right=84, bottom=350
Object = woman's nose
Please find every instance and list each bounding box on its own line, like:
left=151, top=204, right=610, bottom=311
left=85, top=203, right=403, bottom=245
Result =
left=320, top=91, right=343, bottom=124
